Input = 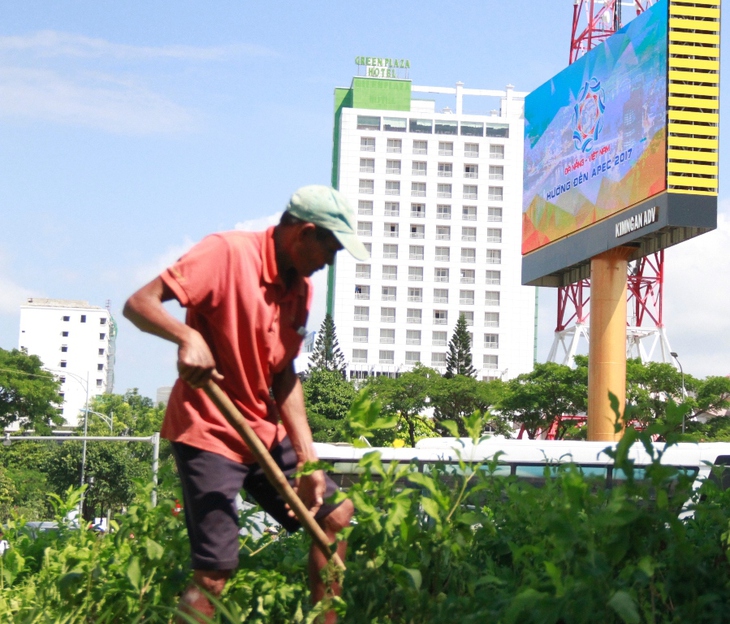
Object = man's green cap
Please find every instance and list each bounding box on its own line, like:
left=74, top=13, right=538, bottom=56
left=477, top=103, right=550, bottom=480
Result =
left=286, top=185, right=370, bottom=261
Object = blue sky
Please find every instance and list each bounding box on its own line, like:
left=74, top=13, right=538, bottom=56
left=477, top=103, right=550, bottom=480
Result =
left=1, top=1, right=727, bottom=400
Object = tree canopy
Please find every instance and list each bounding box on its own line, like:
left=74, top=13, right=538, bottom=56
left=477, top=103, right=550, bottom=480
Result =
left=308, top=314, right=346, bottom=374
left=0, top=348, right=63, bottom=432
left=302, top=368, right=357, bottom=443
left=445, top=314, right=476, bottom=378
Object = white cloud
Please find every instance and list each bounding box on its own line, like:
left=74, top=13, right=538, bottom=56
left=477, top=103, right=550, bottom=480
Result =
left=234, top=213, right=282, bottom=231
left=0, top=274, right=35, bottom=315
left=133, top=237, right=196, bottom=285
left=0, top=30, right=278, bottom=61
left=0, top=66, right=196, bottom=134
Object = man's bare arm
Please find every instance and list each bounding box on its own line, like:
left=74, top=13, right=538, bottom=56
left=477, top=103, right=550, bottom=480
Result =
left=123, top=277, right=222, bottom=388
left=273, top=363, right=325, bottom=516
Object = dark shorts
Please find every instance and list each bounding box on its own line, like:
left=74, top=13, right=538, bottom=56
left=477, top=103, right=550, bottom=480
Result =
left=171, top=437, right=342, bottom=570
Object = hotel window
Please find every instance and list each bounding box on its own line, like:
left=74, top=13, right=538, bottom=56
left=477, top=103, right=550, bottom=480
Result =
left=483, top=354, right=499, bottom=369
left=438, top=162, right=453, bottom=177
left=462, top=227, right=476, bottom=242
left=433, top=310, right=448, bottom=325
left=436, top=225, right=451, bottom=240
left=81, top=315, right=87, bottom=323
left=405, top=351, right=421, bottom=365
left=410, top=203, right=426, bottom=218
left=353, top=328, right=369, bottom=343
left=387, top=138, right=403, bottom=153
left=382, top=265, right=397, bottom=280
left=412, top=161, right=427, bottom=176
left=487, top=228, right=502, bottom=243
left=461, top=121, right=484, bottom=137
left=97, top=363, right=104, bottom=371
left=383, top=244, right=398, bottom=259
left=431, top=352, right=446, bottom=366
left=461, top=311, right=474, bottom=326
left=488, top=206, right=503, bottom=222
left=386, top=159, right=401, bottom=174
left=61, top=345, right=68, bottom=352
left=435, top=247, right=450, bottom=262
left=360, top=137, right=375, bottom=152
left=432, top=331, right=447, bottom=346
left=485, top=291, right=501, bottom=306
left=382, top=286, right=397, bottom=301
left=363, top=243, right=372, bottom=256
left=99, top=333, right=106, bottom=340
left=433, top=288, right=449, bottom=303
left=96, top=379, right=103, bottom=388
left=100, top=318, right=107, bottom=325
left=487, top=124, right=509, bottom=138
left=357, top=115, right=380, bottom=130
left=438, top=141, right=454, bottom=156
left=460, top=268, right=475, bottom=284
left=485, top=312, right=500, bottom=327
left=436, top=204, right=451, bottom=220
left=98, top=348, right=105, bottom=356
left=379, top=350, right=395, bottom=364
left=60, top=361, right=67, bottom=368
left=355, top=285, right=370, bottom=300
left=461, top=248, right=476, bottom=263
left=489, top=165, right=504, bottom=180
left=485, top=270, right=501, bottom=285
left=354, top=306, right=369, bottom=321
left=407, top=308, right=422, bottom=324
left=489, top=144, right=505, bottom=159
left=484, top=334, right=499, bottom=349
left=410, top=120, right=433, bottom=135
left=384, top=117, right=406, bottom=132
left=384, top=202, right=400, bottom=216
left=381, top=307, right=396, bottom=323
left=408, top=266, right=424, bottom=282
left=464, top=164, right=478, bottom=179
left=462, top=205, right=477, bottom=220
left=435, top=120, right=458, bottom=135
left=434, top=267, right=449, bottom=283
left=411, top=182, right=426, bottom=197
left=410, top=224, right=425, bottom=239
left=460, top=290, right=475, bottom=305
left=463, top=185, right=478, bottom=200
left=385, top=180, right=400, bottom=196
left=409, top=245, right=424, bottom=260
left=384, top=222, right=399, bottom=238
left=358, top=200, right=373, bottom=215
left=412, top=139, right=428, bottom=154
left=357, top=222, right=372, bottom=237
left=406, top=330, right=421, bottom=345
left=380, top=328, right=395, bottom=344
left=360, top=158, right=375, bottom=173
left=359, top=179, right=374, bottom=194
left=486, top=249, right=502, bottom=264
left=62, top=331, right=69, bottom=337
left=353, top=349, right=368, bottom=363
left=465, top=143, right=479, bottom=157
left=408, top=287, right=423, bottom=302
left=355, top=264, right=371, bottom=279
left=437, top=183, right=452, bottom=198
left=488, top=186, right=503, bottom=201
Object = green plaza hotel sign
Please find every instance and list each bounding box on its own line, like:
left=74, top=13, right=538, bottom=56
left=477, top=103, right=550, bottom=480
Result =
left=355, top=56, right=411, bottom=79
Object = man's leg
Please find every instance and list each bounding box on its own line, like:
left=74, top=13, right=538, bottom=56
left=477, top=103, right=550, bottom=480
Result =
left=171, top=442, right=248, bottom=624
left=308, top=499, right=354, bottom=623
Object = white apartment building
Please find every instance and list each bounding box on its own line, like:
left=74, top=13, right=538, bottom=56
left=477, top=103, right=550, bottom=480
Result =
left=329, top=73, right=536, bottom=380
left=18, top=298, right=116, bottom=427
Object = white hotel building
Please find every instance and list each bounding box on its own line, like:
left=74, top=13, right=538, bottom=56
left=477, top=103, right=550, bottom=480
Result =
left=328, top=72, right=536, bottom=380
left=18, top=298, right=116, bottom=427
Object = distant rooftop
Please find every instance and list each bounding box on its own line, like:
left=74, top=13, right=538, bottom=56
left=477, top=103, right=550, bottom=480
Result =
left=22, top=298, right=103, bottom=310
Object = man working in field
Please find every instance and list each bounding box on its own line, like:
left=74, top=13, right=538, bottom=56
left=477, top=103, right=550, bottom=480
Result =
left=124, top=185, right=367, bottom=623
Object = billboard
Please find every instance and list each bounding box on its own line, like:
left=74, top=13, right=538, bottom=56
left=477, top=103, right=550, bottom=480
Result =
left=523, top=4, right=667, bottom=254
left=521, top=0, right=720, bottom=287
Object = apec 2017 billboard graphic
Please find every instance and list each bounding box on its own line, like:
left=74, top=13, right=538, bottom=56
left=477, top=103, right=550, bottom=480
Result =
left=522, top=1, right=668, bottom=255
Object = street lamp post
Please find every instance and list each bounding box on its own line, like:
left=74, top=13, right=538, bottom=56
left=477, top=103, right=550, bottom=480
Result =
left=670, top=351, right=687, bottom=433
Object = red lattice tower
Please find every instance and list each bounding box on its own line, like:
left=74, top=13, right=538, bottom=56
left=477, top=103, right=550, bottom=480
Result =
left=556, top=0, right=665, bottom=359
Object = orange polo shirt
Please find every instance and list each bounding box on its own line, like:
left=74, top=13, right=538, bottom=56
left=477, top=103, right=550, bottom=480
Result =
left=160, top=227, right=311, bottom=464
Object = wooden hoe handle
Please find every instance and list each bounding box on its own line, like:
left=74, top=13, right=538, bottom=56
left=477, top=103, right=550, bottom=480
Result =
left=203, top=381, right=345, bottom=570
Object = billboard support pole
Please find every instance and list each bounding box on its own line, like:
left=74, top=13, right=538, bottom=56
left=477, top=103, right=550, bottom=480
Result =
left=587, top=247, right=635, bottom=441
